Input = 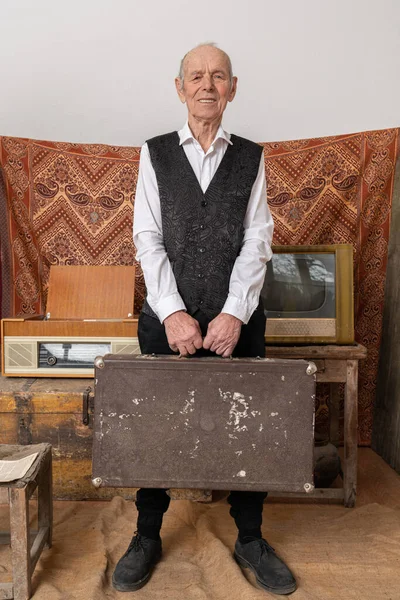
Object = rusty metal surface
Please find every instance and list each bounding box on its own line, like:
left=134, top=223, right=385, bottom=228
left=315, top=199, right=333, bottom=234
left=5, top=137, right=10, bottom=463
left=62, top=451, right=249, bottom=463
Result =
left=92, top=356, right=316, bottom=492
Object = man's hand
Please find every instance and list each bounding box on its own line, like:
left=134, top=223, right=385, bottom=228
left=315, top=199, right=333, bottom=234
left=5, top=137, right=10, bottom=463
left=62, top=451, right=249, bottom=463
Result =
left=164, top=311, right=203, bottom=356
left=203, top=313, right=242, bottom=358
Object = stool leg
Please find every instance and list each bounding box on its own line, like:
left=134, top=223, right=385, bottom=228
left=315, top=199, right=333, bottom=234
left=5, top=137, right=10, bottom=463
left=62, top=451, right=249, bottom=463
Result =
left=10, top=487, right=31, bottom=600
left=38, top=449, right=53, bottom=548
left=344, top=360, right=358, bottom=508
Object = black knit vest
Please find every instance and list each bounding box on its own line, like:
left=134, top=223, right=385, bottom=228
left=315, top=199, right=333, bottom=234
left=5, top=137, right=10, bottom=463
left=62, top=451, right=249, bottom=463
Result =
left=142, top=131, right=262, bottom=320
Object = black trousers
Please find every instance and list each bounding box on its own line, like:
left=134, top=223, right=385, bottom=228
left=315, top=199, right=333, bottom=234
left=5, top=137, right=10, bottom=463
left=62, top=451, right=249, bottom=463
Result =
left=136, top=307, right=268, bottom=539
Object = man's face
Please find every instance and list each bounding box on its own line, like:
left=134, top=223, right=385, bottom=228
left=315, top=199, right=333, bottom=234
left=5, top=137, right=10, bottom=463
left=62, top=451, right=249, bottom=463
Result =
left=175, top=46, right=237, bottom=124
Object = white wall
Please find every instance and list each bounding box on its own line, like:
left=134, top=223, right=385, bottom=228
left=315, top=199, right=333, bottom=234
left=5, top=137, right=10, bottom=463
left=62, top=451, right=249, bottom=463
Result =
left=1, top=0, right=399, bottom=145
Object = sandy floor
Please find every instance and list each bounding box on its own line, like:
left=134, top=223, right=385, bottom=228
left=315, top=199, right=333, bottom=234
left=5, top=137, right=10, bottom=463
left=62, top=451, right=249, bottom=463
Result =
left=1, top=449, right=400, bottom=600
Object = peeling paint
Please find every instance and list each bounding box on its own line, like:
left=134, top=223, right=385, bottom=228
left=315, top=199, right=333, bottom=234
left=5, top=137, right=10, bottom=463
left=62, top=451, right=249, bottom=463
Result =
left=270, top=412, right=279, bottom=417
left=220, top=389, right=252, bottom=434
left=281, top=375, right=285, bottom=381
left=235, top=425, right=248, bottom=432
left=131, top=398, right=143, bottom=405
left=189, top=437, right=200, bottom=459
left=235, top=450, right=243, bottom=457
left=180, top=390, right=196, bottom=415
left=236, top=470, right=246, bottom=477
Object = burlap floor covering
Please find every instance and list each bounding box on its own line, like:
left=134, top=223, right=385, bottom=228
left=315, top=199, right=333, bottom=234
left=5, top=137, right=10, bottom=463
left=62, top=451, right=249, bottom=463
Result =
left=0, top=449, right=399, bottom=600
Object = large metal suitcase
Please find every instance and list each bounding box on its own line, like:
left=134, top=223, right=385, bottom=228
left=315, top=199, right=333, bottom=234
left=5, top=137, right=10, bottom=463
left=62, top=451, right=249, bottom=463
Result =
left=92, top=355, right=316, bottom=493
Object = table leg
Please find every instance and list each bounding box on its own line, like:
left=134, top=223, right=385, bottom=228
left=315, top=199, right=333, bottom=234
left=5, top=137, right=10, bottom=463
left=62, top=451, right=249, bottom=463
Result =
left=344, top=360, right=358, bottom=507
left=10, top=487, right=31, bottom=600
left=38, top=448, right=53, bottom=548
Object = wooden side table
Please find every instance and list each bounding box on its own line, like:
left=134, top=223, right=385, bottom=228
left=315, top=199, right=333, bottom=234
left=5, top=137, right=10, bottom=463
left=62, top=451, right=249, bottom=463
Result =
left=265, top=344, right=367, bottom=507
left=0, top=443, right=52, bottom=600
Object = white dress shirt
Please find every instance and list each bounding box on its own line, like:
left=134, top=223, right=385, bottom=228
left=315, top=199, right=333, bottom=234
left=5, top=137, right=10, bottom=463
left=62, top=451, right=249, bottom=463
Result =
left=133, top=123, right=274, bottom=324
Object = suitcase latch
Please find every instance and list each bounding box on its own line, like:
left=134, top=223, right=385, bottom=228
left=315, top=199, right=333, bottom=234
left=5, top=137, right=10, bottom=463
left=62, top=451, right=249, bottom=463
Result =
left=82, top=386, right=95, bottom=426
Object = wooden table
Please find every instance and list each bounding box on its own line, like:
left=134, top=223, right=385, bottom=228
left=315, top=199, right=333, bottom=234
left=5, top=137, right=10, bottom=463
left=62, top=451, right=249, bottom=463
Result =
left=265, top=343, right=367, bottom=507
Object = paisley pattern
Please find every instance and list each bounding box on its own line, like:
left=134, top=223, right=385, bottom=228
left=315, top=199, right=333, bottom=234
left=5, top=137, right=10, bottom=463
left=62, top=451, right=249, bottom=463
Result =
left=262, top=130, right=399, bottom=444
left=0, top=129, right=399, bottom=445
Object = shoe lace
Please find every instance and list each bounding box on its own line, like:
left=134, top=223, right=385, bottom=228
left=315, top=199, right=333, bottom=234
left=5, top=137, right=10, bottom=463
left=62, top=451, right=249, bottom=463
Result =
left=127, top=531, right=144, bottom=553
left=259, top=539, right=276, bottom=555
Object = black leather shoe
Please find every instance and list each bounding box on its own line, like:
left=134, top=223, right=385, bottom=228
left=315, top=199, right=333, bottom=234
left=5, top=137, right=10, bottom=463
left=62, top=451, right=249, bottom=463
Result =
left=234, top=537, right=297, bottom=595
left=112, top=532, right=162, bottom=592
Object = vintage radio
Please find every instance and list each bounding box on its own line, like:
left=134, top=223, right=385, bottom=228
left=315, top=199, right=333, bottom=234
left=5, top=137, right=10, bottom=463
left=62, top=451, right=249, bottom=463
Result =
left=1, top=266, right=139, bottom=377
left=263, top=244, right=354, bottom=344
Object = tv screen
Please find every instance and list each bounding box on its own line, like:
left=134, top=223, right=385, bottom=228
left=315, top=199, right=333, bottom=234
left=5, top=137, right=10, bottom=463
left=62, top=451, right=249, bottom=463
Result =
left=262, top=253, right=336, bottom=319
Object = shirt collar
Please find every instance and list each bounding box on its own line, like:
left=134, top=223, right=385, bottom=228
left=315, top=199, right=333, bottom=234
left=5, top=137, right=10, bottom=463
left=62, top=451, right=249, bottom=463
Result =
left=178, top=122, right=233, bottom=146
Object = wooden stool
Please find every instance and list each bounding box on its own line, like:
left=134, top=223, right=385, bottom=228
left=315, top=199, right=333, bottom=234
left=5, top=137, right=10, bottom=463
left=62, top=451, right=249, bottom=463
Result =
left=0, top=443, right=52, bottom=600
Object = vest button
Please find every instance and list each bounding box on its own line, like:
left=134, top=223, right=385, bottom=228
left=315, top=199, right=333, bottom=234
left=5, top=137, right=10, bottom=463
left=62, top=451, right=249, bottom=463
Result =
left=199, top=247, right=205, bottom=253
left=200, top=224, right=205, bottom=230
left=201, top=200, right=207, bottom=207
left=197, top=273, right=204, bottom=279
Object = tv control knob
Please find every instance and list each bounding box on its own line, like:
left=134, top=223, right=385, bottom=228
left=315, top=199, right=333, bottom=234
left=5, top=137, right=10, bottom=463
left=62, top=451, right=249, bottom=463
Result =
left=47, top=356, right=57, bottom=366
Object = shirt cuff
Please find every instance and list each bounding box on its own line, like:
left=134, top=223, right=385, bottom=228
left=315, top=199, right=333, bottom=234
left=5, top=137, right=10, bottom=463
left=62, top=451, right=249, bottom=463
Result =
left=152, top=293, right=187, bottom=323
left=221, top=295, right=258, bottom=325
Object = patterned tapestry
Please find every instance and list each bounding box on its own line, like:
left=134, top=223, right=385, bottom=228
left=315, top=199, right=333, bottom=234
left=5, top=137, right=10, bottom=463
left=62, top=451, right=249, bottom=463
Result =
left=0, top=129, right=399, bottom=444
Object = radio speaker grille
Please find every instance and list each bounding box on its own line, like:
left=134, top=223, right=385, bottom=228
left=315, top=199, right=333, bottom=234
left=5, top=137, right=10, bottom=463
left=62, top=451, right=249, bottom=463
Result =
left=5, top=342, right=36, bottom=368
left=113, top=340, right=141, bottom=355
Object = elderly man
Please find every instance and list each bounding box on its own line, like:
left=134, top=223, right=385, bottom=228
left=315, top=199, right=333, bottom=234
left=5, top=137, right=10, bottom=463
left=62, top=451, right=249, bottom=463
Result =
left=112, top=43, right=296, bottom=595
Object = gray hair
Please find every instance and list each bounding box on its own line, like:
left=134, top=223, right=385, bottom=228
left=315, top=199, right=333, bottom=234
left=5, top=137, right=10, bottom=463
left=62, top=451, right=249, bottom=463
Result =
left=178, top=43, right=233, bottom=89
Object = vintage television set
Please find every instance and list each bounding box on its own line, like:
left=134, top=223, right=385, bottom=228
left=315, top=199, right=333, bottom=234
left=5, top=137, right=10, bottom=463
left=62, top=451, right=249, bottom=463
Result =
left=262, top=244, right=354, bottom=344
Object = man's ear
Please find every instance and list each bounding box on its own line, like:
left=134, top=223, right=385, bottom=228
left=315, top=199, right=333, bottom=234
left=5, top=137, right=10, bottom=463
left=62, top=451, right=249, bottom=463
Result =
left=229, top=76, right=238, bottom=102
left=175, top=78, right=186, bottom=103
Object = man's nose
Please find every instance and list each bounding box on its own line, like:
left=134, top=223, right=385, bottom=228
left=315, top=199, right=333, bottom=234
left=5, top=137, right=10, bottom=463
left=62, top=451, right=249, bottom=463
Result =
left=203, top=74, right=215, bottom=91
